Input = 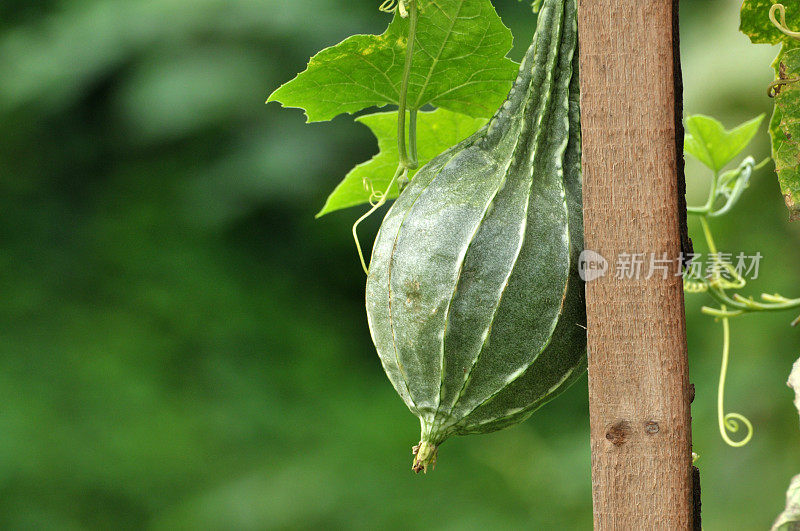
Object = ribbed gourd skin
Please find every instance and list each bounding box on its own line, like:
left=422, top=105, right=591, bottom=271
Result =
left=365, top=0, right=585, bottom=472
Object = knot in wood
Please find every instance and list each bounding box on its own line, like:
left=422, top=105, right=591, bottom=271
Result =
left=644, top=421, right=660, bottom=435
left=605, top=420, right=631, bottom=446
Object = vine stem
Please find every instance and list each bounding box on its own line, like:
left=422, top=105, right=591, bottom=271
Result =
left=707, top=289, right=800, bottom=313
left=699, top=216, right=717, bottom=254
left=717, top=307, right=754, bottom=447
left=768, top=77, right=800, bottom=98
left=698, top=216, right=754, bottom=447
left=352, top=165, right=405, bottom=274
left=686, top=172, right=715, bottom=215
left=770, top=4, right=800, bottom=40
left=397, top=0, right=419, bottom=170
left=698, top=170, right=721, bottom=215
left=682, top=114, right=797, bottom=451
left=408, top=109, right=418, bottom=168
left=351, top=1, right=419, bottom=275
left=378, top=0, right=397, bottom=13
left=698, top=217, right=800, bottom=315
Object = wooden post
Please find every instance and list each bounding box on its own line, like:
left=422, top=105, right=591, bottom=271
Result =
left=578, top=0, right=694, bottom=528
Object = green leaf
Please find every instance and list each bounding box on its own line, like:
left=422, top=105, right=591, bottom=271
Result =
left=684, top=114, right=765, bottom=173
left=741, top=2, right=800, bottom=220
left=267, top=0, right=518, bottom=122
left=740, top=0, right=798, bottom=46
left=317, top=108, right=487, bottom=217
left=770, top=47, right=800, bottom=220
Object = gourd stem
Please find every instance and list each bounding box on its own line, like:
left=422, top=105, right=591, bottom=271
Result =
left=411, top=440, right=438, bottom=474
left=397, top=1, right=419, bottom=171
left=408, top=108, right=418, bottom=168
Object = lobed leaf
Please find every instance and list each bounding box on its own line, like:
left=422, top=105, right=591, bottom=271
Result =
left=770, top=47, right=800, bottom=220
left=741, top=1, right=800, bottom=220
left=740, top=0, right=797, bottom=45
left=684, top=114, right=765, bottom=173
left=316, top=108, right=487, bottom=216
left=267, top=0, right=518, bottom=122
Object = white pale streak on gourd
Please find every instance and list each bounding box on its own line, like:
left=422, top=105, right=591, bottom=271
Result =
left=384, top=156, right=510, bottom=420
left=366, top=147, right=466, bottom=417
left=465, top=365, right=578, bottom=432
left=430, top=32, right=543, bottom=426
left=444, top=0, right=572, bottom=427
left=366, top=0, right=586, bottom=447
left=425, top=0, right=564, bottom=432
left=456, top=6, right=585, bottom=434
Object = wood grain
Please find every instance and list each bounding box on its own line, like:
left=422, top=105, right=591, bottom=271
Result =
left=577, top=0, right=694, bottom=528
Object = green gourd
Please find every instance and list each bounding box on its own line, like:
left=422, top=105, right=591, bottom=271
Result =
left=365, top=0, right=585, bottom=473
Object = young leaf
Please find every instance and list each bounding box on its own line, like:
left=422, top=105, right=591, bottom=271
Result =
left=684, top=114, right=765, bottom=173
left=317, top=109, right=487, bottom=217
left=267, top=0, right=518, bottom=122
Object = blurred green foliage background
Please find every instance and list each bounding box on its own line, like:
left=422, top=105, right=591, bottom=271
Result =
left=0, top=0, right=798, bottom=528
